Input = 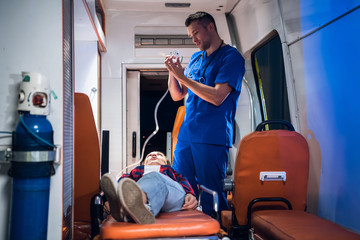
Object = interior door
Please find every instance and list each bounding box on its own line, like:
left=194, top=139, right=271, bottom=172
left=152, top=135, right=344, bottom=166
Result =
left=126, top=70, right=140, bottom=172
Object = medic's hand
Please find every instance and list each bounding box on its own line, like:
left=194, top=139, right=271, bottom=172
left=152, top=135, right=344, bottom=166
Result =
left=182, top=193, right=198, bottom=210
left=164, top=55, right=186, bottom=82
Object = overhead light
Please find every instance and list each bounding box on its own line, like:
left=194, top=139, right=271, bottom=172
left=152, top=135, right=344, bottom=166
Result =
left=165, top=3, right=191, bottom=8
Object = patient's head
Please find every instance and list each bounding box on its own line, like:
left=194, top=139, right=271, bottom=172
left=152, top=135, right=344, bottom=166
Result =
left=143, top=151, right=171, bottom=166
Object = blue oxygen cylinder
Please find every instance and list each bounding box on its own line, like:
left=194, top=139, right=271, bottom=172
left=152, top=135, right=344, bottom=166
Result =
left=8, top=72, right=55, bottom=240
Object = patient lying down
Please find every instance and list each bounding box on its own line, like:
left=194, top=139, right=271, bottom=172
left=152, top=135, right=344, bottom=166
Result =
left=101, top=151, right=198, bottom=224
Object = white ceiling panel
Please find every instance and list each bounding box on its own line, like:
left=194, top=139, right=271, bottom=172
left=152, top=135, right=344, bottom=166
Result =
left=103, top=0, right=240, bottom=13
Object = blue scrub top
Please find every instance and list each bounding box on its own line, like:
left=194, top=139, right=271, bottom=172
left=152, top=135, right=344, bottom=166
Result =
left=178, top=44, right=245, bottom=147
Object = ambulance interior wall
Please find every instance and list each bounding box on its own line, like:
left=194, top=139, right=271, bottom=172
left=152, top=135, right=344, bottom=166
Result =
left=231, top=0, right=360, bottom=233
left=0, top=1, right=63, bottom=239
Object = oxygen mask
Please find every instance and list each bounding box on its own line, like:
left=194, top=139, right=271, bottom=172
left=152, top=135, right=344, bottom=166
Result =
left=170, top=50, right=183, bottom=63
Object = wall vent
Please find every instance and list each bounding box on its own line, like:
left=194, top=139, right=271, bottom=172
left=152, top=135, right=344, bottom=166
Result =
left=165, top=3, right=191, bottom=8
left=135, top=35, right=195, bottom=48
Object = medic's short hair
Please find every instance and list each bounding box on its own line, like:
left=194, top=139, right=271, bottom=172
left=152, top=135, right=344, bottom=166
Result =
left=185, top=11, right=218, bottom=33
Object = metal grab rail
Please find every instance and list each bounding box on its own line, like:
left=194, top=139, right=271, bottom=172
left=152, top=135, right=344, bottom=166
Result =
left=198, top=185, right=219, bottom=221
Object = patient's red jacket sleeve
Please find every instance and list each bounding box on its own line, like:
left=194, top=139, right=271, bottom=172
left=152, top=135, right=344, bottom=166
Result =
left=120, top=165, right=195, bottom=196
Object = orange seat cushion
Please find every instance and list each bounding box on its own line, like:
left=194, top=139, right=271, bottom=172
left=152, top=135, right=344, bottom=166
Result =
left=74, top=93, right=100, bottom=222
left=73, top=221, right=91, bottom=240
left=251, top=210, right=360, bottom=240
left=171, top=106, right=185, bottom=162
left=221, top=210, right=232, bottom=231
left=101, top=210, right=220, bottom=239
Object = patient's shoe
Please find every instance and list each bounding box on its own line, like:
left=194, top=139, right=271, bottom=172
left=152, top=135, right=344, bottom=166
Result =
left=118, top=178, right=155, bottom=224
left=100, top=173, right=132, bottom=222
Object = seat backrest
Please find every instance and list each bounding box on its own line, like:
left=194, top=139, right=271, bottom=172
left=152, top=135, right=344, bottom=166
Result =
left=171, top=106, right=185, bottom=162
left=74, top=93, right=100, bottom=222
left=232, top=128, right=309, bottom=225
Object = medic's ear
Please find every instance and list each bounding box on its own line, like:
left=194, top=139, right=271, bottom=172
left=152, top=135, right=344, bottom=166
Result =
left=207, top=22, right=215, bottom=32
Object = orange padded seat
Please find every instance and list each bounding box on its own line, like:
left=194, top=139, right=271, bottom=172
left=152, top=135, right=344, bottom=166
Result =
left=74, top=93, right=101, bottom=239
left=171, top=106, right=185, bottom=161
left=232, top=129, right=309, bottom=226
left=251, top=210, right=360, bottom=240
left=101, top=210, right=220, bottom=239
left=74, top=93, right=100, bottom=222
left=221, top=210, right=232, bottom=231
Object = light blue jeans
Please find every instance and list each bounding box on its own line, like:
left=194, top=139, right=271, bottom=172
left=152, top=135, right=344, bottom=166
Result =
left=137, top=171, right=186, bottom=216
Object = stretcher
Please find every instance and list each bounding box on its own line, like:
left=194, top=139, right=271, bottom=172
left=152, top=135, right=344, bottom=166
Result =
left=73, top=100, right=222, bottom=239
left=101, top=201, right=220, bottom=239
left=99, top=105, right=221, bottom=239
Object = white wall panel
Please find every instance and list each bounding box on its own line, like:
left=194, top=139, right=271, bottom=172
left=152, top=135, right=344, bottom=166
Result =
left=230, top=0, right=281, bottom=57
left=296, top=6, right=360, bottom=232
left=75, top=41, right=99, bottom=127
left=0, top=1, right=63, bottom=239
left=280, top=0, right=359, bottom=44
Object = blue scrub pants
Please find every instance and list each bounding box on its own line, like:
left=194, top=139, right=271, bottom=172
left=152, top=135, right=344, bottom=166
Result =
left=173, top=140, right=229, bottom=216
left=137, top=171, right=186, bottom=216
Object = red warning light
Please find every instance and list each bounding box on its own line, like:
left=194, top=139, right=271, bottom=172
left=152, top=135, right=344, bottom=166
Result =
left=32, top=93, right=47, bottom=107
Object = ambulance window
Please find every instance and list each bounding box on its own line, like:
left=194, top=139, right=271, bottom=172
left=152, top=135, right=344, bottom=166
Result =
left=251, top=34, right=290, bottom=129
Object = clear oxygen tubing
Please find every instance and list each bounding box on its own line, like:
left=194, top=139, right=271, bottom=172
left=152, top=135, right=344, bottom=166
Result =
left=115, top=50, right=182, bottom=180
left=0, top=131, right=12, bottom=134
left=116, top=88, right=169, bottom=180
left=0, top=118, right=55, bottom=147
